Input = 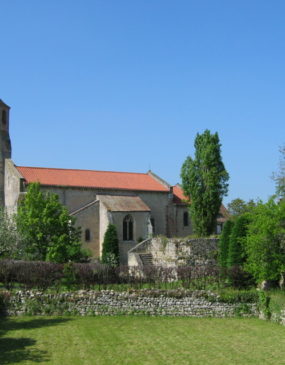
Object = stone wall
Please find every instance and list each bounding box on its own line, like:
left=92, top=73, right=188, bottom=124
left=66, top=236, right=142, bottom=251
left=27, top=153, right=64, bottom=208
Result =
left=271, top=310, right=285, bottom=326
left=129, top=237, right=218, bottom=267
left=1, top=289, right=257, bottom=317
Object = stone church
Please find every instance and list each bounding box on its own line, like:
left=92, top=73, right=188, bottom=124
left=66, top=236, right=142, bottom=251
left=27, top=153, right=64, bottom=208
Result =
left=0, top=99, right=228, bottom=263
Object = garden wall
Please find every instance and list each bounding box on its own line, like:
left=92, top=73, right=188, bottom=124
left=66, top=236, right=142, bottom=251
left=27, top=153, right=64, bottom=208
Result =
left=1, top=289, right=257, bottom=317
left=129, top=237, right=218, bottom=267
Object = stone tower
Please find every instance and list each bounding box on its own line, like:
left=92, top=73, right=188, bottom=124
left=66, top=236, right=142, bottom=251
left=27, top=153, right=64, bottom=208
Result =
left=0, top=99, right=12, bottom=206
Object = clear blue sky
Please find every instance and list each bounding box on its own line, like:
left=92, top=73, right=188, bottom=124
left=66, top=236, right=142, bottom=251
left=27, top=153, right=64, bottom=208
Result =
left=1, top=0, right=284, bottom=205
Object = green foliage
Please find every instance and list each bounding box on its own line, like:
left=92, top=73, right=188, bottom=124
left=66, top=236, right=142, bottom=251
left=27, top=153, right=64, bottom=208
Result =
left=101, top=224, right=119, bottom=266
left=244, top=199, right=285, bottom=283
left=0, top=209, right=22, bottom=259
left=267, top=289, right=285, bottom=315
left=227, top=198, right=256, bottom=217
left=215, top=289, right=258, bottom=303
left=258, top=290, right=271, bottom=320
left=61, top=262, right=77, bottom=289
left=218, top=220, right=234, bottom=268
left=16, top=183, right=87, bottom=263
left=181, top=130, right=229, bottom=236
left=227, top=215, right=249, bottom=267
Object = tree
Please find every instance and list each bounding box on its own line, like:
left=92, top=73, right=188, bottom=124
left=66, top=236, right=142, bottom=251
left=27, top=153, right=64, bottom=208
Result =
left=181, top=130, right=229, bottom=236
left=227, top=198, right=257, bottom=218
left=101, top=224, right=119, bottom=266
left=0, top=208, right=22, bottom=259
left=16, top=183, right=87, bottom=263
left=273, top=145, right=285, bottom=200
left=244, top=199, right=285, bottom=283
left=218, top=219, right=234, bottom=268
left=227, top=214, right=249, bottom=267
left=227, top=198, right=247, bottom=217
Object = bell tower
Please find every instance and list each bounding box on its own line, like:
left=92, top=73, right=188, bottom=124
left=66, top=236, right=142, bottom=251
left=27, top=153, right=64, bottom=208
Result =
left=0, top=99, right=12, bottom=206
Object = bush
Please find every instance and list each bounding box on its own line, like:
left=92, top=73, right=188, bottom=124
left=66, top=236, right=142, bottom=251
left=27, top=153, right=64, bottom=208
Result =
left=258, top=290, right=271, bottom=319
left=0, top=260, right=63, bottom=289
left=215, top=289, right=259, bottom=303
left=218, top=220, right=234, bottom=268
left=226, top=266, right=254, bottom=289
left=101, top=224, right=119, bottom=266
left=245, top=199, right=285, bottom=283
left=0, top=259, right=255, bottom=291
left=227, top=215, right=249, bottom=267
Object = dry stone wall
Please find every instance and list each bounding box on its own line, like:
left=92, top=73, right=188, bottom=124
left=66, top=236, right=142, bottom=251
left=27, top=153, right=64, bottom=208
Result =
left=130, top=237, right=218, bottom=267
left=2, top=289, right=257, bottom=317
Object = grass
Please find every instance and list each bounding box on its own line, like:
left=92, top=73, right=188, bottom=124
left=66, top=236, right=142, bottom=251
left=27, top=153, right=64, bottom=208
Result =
left=1, top=316, right=285, bottom=364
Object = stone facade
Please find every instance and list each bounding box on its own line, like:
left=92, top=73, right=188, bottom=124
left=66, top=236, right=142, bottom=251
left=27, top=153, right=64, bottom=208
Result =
left=0, top=100, right=11, bottom=206
left=2, top=289, right=258, bottom=317
left=4, top=160, right=197, bottom=263
left=129, top=237, right=218, bottom=267
left=1, top=100, right=229, bottom=263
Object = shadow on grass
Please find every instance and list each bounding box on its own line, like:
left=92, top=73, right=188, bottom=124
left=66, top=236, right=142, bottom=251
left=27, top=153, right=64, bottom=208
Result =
left=0, top=317, right=72, bottom=364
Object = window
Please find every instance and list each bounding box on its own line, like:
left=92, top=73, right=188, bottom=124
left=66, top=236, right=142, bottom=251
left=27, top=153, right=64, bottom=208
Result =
left=2, top=110, right=6, bottom=125
left=85, top=229, right=91, bottom=242
left=151, top=218, right=155, bottom=234
left=123, top=214, right=133, bottom=241
left=183, top=211, right=189, bottom=227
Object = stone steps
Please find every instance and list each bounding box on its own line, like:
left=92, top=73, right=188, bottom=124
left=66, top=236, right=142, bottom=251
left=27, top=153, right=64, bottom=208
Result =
left=139, top=253, right=153, bottom=267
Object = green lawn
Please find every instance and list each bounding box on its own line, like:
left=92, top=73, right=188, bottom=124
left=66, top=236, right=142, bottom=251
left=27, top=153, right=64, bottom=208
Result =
left=1, top=316, right=285, bottom=365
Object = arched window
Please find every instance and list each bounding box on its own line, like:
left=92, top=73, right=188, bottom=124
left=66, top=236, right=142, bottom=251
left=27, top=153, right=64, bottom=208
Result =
left=123, top=214, right=133, bottom=241
left=151, top=218, right=155, bottom=234
left=183, top=211, right=189, bottom=227
left=85, top=229, right=91, bottom=242
left=2, top=110, right=6, bottom=125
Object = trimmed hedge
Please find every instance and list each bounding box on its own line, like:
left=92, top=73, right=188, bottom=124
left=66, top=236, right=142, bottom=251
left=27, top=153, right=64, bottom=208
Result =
left=0, top=259, right=253, bottom=290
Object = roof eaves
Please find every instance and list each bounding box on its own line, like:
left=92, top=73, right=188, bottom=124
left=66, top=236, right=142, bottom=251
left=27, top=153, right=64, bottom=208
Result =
left=30, top=183, right=168, bottom=192
left=0, top=99, right=10, bottom=109
left=70, top=199, right=99, bottom=215
left=147, top=170, right=171, bottom=189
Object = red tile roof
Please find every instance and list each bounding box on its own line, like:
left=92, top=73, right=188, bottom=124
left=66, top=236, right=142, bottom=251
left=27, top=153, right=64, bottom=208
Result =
left=173, top=184, right=229, bottom=219
left=173, top=184, right=189, bottom=204
left=16, top=166, right=169, bottom=192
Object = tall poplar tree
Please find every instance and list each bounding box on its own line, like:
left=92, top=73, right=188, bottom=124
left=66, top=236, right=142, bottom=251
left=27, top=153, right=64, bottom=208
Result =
left=181, top=130, right=229, bottom=236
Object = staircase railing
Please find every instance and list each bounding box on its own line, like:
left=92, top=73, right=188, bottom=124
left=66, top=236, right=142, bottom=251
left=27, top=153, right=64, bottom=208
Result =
left=128, top=238, right=152, bottom=267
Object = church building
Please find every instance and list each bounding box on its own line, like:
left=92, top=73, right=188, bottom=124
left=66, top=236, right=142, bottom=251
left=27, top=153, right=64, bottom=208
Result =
left=0, top=100, right=228, bottom=263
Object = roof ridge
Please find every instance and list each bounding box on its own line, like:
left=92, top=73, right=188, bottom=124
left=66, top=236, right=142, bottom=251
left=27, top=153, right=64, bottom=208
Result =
left=16, top=165, right=149, bottom=175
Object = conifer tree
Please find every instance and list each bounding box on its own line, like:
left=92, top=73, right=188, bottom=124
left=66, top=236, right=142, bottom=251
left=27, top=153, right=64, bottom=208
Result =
left=101, top=224, right=119, bottom=266
left=218, top=220, right=234, bottom=268
left=181, top=130, right=229, bottom=236
left=227, top=215, right=249, bottom=267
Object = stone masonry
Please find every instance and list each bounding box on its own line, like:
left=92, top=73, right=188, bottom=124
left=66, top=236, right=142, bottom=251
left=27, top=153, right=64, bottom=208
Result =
left=2, top=289, right=257, bottom=317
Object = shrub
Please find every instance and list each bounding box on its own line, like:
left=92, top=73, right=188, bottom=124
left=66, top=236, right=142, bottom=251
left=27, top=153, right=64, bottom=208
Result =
left=245, top=199, right=285, bottom=283
left=101, top=224, right=119, bottom=266
left=226, top=266, right=254, bottom=289
left=218, top=220, right=234, bottom=268
left=216, top=289, right=259, bottom=303
left=227, top=215, right=249, bottom=267
left=0, top=260, right=63, bottom=289
left=258, top=290, right=271, bottom=320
